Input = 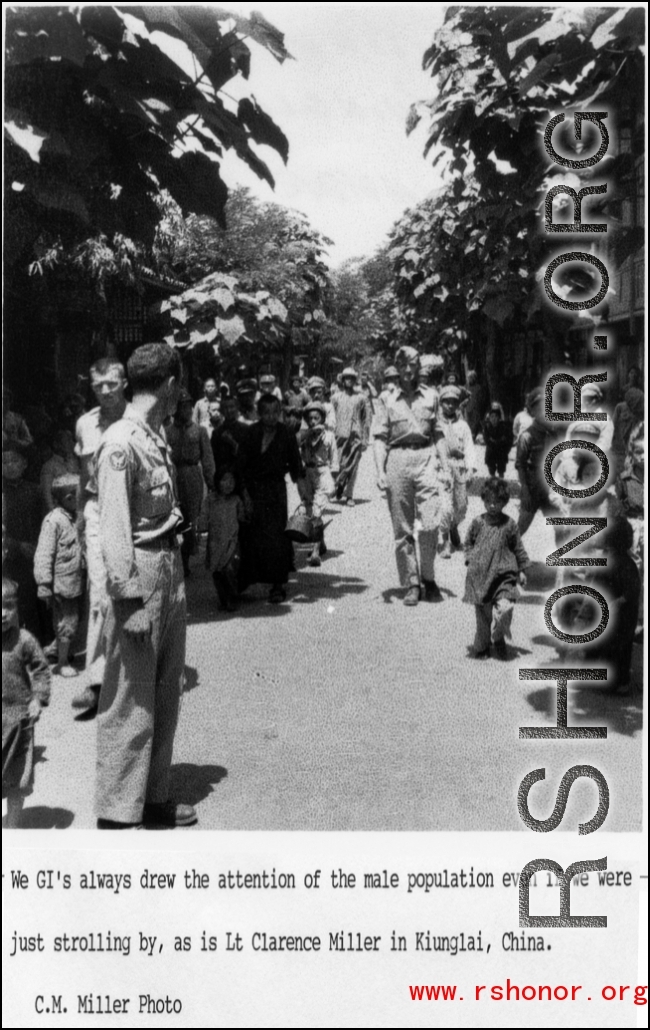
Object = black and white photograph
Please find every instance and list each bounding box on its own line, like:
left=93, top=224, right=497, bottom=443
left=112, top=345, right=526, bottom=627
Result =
left=3, top=3, right=646, bottom=1026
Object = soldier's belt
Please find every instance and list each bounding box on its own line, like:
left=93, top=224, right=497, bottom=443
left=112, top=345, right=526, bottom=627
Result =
left=389, top=441, right=431, bottom=450
left=135, top=529, right=180, bottom=550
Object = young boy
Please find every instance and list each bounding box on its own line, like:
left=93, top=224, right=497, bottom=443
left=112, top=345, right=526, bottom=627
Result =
left=437, top=385, right=477, bottom=557
left=33, top=473, right=84, bottom=676
left=299, top=401, right=338, bottom=566
left=2, top=578, right=51, bottom=827
left=483, top=402, right=513, bottom=478
left=464, top=479, right=529, bottom=659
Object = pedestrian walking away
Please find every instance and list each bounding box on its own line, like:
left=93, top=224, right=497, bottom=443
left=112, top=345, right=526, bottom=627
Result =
left=167, top=388, right=215, bottom=576
left=515, top=388, right=563, bottom=537
left=237, top=394, right=306, bottom=605
left=373, top=345, right=451, bottom=606
left=332, top=367, right=370, bottom=506
left=94, top=343, right=195, bottom=830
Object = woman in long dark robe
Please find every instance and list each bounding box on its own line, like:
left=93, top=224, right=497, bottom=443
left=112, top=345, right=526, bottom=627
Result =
left=238, top=394, right=305, bottom=604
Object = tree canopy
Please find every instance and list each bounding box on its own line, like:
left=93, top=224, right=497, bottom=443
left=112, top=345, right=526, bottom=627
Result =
left=394, top=5, right=645, bottom=333
left=156, top=188, right=332, bottom=365
left=4, top=4, right=291, bottom=270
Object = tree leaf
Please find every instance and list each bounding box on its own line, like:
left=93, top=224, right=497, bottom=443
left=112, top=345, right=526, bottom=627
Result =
left=517, top=53, right=559, bottom=96
left=482, top=295, right=514, bottom=325
left=156, top=151, right=229, bottom=226
left=210, top=285, right=236, bottom=311
left=4, top=115, right=48, bottom=163
left=238, top=97, right=289, bottom=163
left=214, top=313, right=246, bottom=345
left=234, top=10, right=293, bottom=63
left=6, top=7, right=91, bottom=67
left=206, top=33, right=252, bottom=89
left=266, top=297, right=288, bottom=320
left=32, top=180, right=90, bottom=222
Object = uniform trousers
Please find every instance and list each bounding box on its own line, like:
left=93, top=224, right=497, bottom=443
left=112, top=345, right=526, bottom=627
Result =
left=83, top=498, right=107, bottom=684
left=441, top=460, right=469, bottom=530
left=473, top=597, right=515, bottom=651
left=96, top=543, right=186, bottom=824
left=335, top=435, right=363, bottom=500
left=385, top=447, right=446, bottom=587
left=303, top=466, right=335, bottom=515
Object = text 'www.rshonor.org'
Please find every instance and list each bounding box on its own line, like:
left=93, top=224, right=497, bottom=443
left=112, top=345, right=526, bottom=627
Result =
left=516, top=110, right=619, bottom=930
left=408, top=983, right=648, bottom=1004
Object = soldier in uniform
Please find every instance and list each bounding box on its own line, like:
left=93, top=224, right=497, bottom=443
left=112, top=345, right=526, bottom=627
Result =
left=373, top=346, right=451, bottom=606
left=94, top=343, right=195, bottom=829
left=72, top=358, right=128, bottom=716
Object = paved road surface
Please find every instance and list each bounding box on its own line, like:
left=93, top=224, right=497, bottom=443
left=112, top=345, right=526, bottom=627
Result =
left=8, top=449, right=643, bottom=831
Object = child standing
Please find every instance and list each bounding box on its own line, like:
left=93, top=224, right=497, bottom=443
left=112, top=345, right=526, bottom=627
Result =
left=437, top=385, right=477, bottom=557
left=2, top=577, right=51, bottom=827
left=33, top=474, right=84, bottom=676
left=483, top=402, right=513, bottom=478
left=299, top=401, right=338, bottom=566
left=207, top=467, right=245, bottom=612
left=464, top=478, right=529, bottom=659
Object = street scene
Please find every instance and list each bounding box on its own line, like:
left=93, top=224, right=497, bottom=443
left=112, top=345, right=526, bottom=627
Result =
left=17, top=446, right=644, bottom=832
left=2, top=5, right=645, bottom=835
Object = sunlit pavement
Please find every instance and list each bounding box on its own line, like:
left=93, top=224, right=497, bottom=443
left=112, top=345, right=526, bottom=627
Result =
left=8, top=447, right=643, bottom=831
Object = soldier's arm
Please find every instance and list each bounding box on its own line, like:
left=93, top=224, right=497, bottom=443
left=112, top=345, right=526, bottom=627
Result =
left=328, top=434, right=339, bottom=475
left=372, top=397, right=389, bottom=488
left=433, top=424, right=451, bottom=475
left=360, top=395, right=371, bottom=446
left=97, top=440, right=153, bottom=639
left=97, top=440, right=141, bottom=600
left=33, top=515, right=56, bottom=600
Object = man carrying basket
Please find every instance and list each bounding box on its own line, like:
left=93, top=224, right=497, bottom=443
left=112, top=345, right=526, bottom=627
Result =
left=298, top=401, right=339, bottom=567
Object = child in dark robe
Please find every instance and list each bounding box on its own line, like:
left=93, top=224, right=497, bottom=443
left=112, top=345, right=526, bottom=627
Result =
left=483, top=403, right=513, bottom=478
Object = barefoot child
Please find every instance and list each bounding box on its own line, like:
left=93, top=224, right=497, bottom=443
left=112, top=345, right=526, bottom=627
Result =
left=464, top=478, right=529, bottom=659
left=207, top=467, right=246, bottom=611
left=33, top=474, right=84, bottom=676
left=2, top=578, right=51, bottom=827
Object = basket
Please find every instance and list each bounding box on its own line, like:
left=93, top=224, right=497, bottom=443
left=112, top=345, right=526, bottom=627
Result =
left=285, top=504, right=324, bottom=543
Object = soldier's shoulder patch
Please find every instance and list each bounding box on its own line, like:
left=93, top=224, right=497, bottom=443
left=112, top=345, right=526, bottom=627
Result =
left=108, top=448, right=128, bottom=472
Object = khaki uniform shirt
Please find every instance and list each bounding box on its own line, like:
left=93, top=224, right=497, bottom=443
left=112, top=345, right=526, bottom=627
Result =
left=75, top=404, right=130, bottom=497
left=438, top=414, right=477, bottom=469
left=95, top=412, right=182, bottom=601
left=372, top=384, right=441, bottom=449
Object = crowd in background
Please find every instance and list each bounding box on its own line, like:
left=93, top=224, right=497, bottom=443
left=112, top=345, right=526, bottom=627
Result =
left=2, top=353, right=645, bottom=826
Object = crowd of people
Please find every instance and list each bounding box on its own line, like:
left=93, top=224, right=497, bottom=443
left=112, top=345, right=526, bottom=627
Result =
left=2, top=346, right=645, bottom=828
